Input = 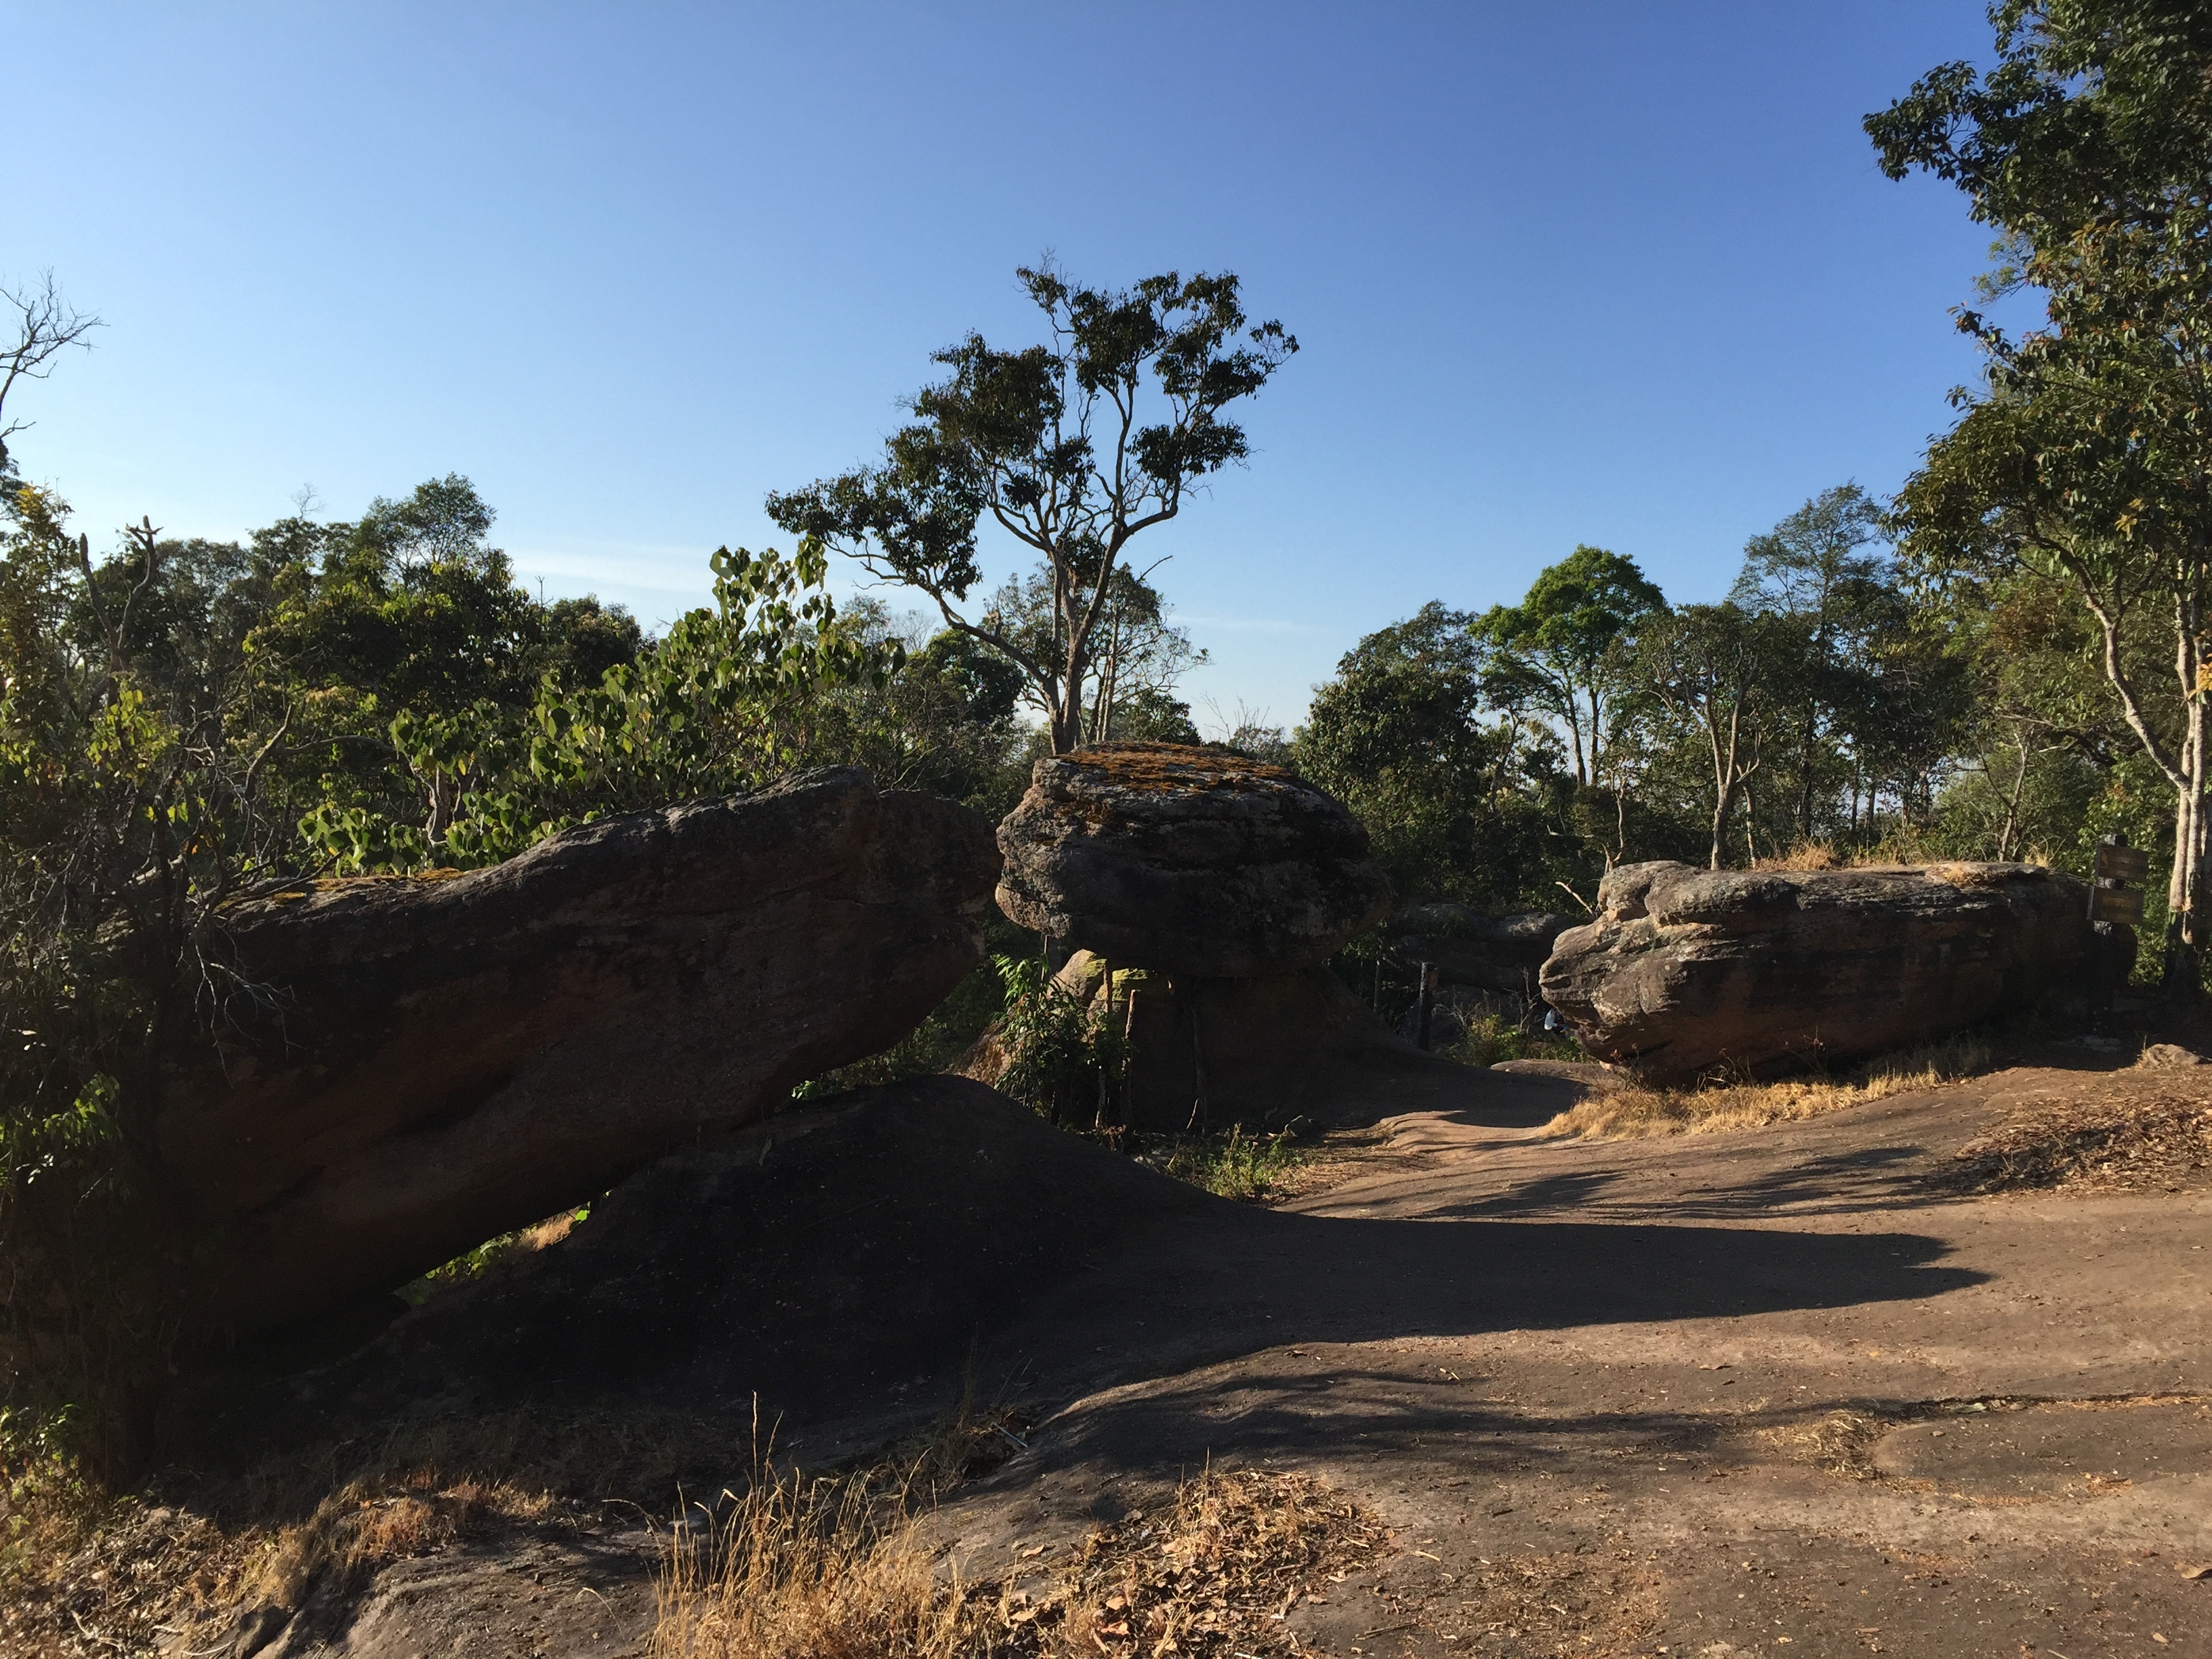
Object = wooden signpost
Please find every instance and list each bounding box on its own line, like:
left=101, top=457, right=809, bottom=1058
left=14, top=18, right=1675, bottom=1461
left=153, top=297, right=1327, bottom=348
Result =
left=2088, top=834, right=2144, bottom=1033
left=2089, top=834, right=2147, bottom=926
left=2091, top=884, right=2146, bottom=924
left=2095, top=841, right=2150, bottom=884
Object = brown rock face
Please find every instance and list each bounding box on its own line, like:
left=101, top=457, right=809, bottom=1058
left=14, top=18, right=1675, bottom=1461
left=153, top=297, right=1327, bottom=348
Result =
left=978, top=950, right=1397, bottom=1131
left=995, top=742, right=1393, bottom=977
left=161, top=769, right=999, bottom=1334
left=1539, top=859, right=2095, bottom=1084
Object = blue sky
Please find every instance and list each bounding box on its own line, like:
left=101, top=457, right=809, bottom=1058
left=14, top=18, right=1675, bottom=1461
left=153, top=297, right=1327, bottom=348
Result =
left=9, top=2, right=2005, bottom=731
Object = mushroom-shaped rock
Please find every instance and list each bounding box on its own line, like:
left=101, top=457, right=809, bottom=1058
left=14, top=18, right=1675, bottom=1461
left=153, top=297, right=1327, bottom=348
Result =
left=158, top=769, right=1000, bottom=1336
left=1538, top=859, right=2097, bottom=1084
left=995, top=742, right=1393, bottom=977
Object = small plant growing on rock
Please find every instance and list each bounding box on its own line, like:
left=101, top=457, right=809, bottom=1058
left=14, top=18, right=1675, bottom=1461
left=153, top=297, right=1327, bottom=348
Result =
left=990, top=958, right=1128, bottom=1125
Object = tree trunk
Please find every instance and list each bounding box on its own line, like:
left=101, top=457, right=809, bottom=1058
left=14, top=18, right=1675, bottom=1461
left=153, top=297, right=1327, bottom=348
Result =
left=2165, top=569, right=2209, bottom=1000
left=1586, top=684, right=1604, bottom=790
left=1798, top=705, right=1820, bottom=843
left=1706, top=701, right=1740, bottom=870
left=1992, top=729, right=2031, bottom=862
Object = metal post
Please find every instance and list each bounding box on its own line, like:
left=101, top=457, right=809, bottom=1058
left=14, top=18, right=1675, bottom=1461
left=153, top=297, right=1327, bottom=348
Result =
left=1186, top=982, right=1210, bottom=1134
left=1120, top=987, right=1139, bottom=1130
left=1416, top=961, right=1435, bottom=1052
left=2089, top=830, right=2153, bottom=1030
left=1094, top=958, right=1115, bottom=1131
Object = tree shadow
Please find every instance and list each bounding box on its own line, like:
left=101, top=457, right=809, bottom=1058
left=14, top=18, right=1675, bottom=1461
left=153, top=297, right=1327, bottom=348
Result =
left=174, top=1082, right=1984, bottom=1524
left=1416, top=1143, right=1944, bottom=1221
left=1006, top=1366, right=1819, bottom=1490
left=1004, top=1206, right=1981, bottom=1385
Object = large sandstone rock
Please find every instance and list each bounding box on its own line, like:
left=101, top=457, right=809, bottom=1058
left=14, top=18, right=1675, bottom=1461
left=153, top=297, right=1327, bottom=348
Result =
left=1540, top=859, right=2097, bottom=1084
left=996, top=742, right=1393, bottom=977
left=1385, top=905, right=1579, bottom=995
left=1046, top=951, right=1398, bottom=1130
left=159, top=769, right=999, bottom=1334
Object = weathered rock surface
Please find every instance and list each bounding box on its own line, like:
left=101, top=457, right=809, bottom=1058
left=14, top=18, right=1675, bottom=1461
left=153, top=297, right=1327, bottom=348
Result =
left=1540, top=859, right=2096, bottom=1083
left=161, top=769, right=1000, bottom=1334
left=1385, top=905, right=1578, bottom=996
left=287, top=1075, right=1212, bottom=1443
left=996, top=742, right=1393, bottom=977
left=1031, top=951, right=1403, bottom=1130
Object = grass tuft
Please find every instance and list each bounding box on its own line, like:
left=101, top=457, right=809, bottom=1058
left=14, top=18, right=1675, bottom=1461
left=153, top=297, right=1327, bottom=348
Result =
left=398, top=1206, right=588, bottom=1305
left=247, top=1469, right=552, bottom=1609
left=652, top=1456, right=1382, bottom=1659
left=1541, top=1034, right=1992, bottom=1141
left=652, top=1465, right=966, bottom=1659
left=1150, top=1128, right=1303, bottom=1202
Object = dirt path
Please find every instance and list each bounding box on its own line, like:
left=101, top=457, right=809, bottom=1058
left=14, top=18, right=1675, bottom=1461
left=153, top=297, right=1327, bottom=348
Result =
left=927, top=1057, right=2212, bottom=1659
left=131, top=1054, right=2211, bottom=1659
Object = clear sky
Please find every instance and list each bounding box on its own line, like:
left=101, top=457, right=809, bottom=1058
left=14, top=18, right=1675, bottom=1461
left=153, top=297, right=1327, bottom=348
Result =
left=9, top=2, right=2007, bottom=733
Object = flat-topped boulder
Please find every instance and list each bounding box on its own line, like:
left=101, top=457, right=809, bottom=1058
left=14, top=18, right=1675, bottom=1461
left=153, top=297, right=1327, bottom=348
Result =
left=996, top=742, right=1393, bottom=977
left=1539, top=859, right=2098, bottom=1084
left=157, top=769, right=1000, bottom=1335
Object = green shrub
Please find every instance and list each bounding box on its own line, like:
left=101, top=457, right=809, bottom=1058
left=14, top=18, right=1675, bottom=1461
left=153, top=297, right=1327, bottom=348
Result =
left=1447, top=1008, right=1582, bottom=1069
left=1157, top=1128, right=1302, bottom=1202
left=990, top=956, right=1128, bottom=1124
left=794, top=953, right=1012, bottom=1100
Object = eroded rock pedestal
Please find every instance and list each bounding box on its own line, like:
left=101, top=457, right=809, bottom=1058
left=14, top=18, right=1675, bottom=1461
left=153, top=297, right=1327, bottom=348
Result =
left=161, top=768, right=1000, bottom=1334
left=1539, top=859, right=2097, bottom=1084
left=994, top=743, right=1395, bottom=1127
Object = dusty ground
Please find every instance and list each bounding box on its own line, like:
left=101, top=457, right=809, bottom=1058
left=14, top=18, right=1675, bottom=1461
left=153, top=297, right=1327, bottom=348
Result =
left=26, top=1040, right=2212, bottom=1659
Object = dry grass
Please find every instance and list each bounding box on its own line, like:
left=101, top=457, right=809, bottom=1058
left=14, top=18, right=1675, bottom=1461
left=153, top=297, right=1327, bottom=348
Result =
left=0, top=1486, right=266, bottom=1657
left=653, top=1460, right=1384, bottom=1659
left=653, top=1465, right=969, bottom=1659
left=1540, top=1034, right=1992, bottom=1142
left=1759, top=1408, right=1891, bottom=1481
left=1752, top=842, right=2053, bottom=874
left=1936, top=1092, right=2212, bottom=1194
left=1754, top=842, right=1850, bottom=871
left=247, top=1468, right=554, bottom=1609
left=1061, top=741, right=1294, bottom=794
left=1, top=1400, right=716, bottom=1656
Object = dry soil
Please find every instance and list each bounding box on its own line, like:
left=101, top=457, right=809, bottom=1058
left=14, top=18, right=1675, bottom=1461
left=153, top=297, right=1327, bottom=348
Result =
left=40, top=1040, right=2212, bottom=1659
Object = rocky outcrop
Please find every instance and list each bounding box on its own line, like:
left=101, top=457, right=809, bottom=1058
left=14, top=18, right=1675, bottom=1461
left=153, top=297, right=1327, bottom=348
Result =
left=971, top=950, right=1399, bottom=1131
left=1385, top=905, right=1578, bottom=996
left=991, top=744, right=1398, bottom=1126
left=160, top=769, right=1000, bottom=1334
left=1540, top=859, right=2096, bottom=1084
left=996, top=743, right=1393, bottom=977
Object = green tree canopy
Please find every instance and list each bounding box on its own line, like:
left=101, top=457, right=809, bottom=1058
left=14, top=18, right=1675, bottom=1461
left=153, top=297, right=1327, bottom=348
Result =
left=1294, top=602, right=1563, bottom=908
left=1873, top=0, right=2212, bottom=987
left=1475, top=546, right=1664, bottom=787
left=766, top=263, right=1294, bottom=753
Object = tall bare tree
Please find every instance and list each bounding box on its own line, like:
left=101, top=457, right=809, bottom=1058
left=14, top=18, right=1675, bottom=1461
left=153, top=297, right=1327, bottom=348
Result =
left=0, top=273, right=102, bottom=480
left=766, top=263, right=1294, bottom=752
